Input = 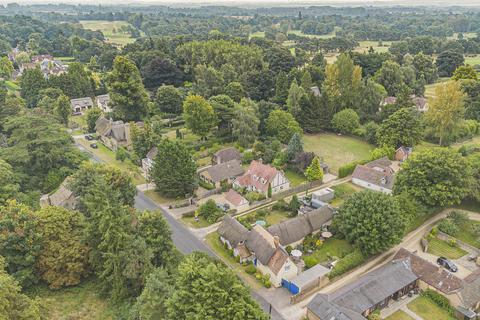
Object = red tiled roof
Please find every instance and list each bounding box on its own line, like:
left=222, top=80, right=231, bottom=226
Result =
left=224, top=189, right=247, bottom=206
left=236, top=160, right=278, bottom=193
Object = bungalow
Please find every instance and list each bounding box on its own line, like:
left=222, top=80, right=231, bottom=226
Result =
left=70, top=97, right=94, bottom=114
left=142, top=146, right=158, bottom=175
left=218, top=215, right=251, bottom=263
left=212, top=147, right=242, bottom=165
left=234, top=160, right=290, bottom=196
left=352, top=157, right=395, bottom=194
left=461, top=269, right=480, bottom=313
left=268, top=206, right=335, bottom=246
left=199, top=160, right=244, bottom=188
left=39, top=179, right=76, bottom=210
left=246, top=225, right=298, bottom=287
left=395, top=146, right=412, bottom=162
left=307, top=259, right=419, bottom=320
left=96, top=94, right=112, bottom=113
left=224, top=189, right=249, bottom=212
left=95, top=116, right=133, bottom=151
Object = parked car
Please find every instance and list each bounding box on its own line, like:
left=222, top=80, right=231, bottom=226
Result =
left=90, top=143, right=98, bottom=149
left=437, top=257, right=458, bottom=272
left=85, top=134, right=94, bottom=141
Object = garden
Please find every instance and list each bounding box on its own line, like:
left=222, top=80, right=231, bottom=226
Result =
left=237, top=199, right=296, bottom=229
left=406, top=290, right=456, bottom=320
left=330, top=182, right=364, bottom=208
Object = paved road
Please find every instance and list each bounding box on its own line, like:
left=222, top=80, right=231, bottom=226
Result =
left=76, top=141, right=285, bottom=320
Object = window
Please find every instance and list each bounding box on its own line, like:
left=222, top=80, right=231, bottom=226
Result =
left=284, top=265, right=290, bottom=271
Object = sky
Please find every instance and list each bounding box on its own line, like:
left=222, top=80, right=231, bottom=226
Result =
left=7, top=0, right=480, bottom=6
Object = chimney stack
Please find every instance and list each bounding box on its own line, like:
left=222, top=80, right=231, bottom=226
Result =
left=273, top=235, right=280, bottom=248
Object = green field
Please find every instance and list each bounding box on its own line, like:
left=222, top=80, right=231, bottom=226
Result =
left=288, top=29, right=336, bottom=39
left=427, top=238, right=468, bottom=259
left=355, top=40, right=393, bottom=53
left=303, top=133, right=374, bottom=174
left=384, top=310, right=415, bottom=320
left=465, top=54, right=480, bottom=66
left=407, top=297, right=455, bottom=320
left=31, top=279, right=115, bottom=320
left=80, top=20, right=137, bottom=46
left=249, top=31, right=265, bottom=39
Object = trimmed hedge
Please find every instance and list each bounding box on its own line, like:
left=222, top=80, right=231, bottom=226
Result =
left=421, top=289, right=455, bottom=316
left=338, top=159, right=369, bottom=178
left=328, top=249, right=366, bottom=279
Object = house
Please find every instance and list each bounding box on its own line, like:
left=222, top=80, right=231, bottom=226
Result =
left=246, top=225, right=298, bottom=287
left=39, top=179, right=76, bottom=210
left=411, top=95, right=428, bottom=112
left=395, top=146, right=412, bottom=162
left=268, top=206, right=335, bottom=246
left=352, top=157, right=395, bottom=194
left=460, top=269, right=480, bottom=313
left=307, top=259, right=419, bottom=320
left=70, top=97, right=94, bottom=114
left=234, top=160, right=290, bottom=196
left=212, top=147, right=242, bottom=165
left=224, top=189, right=249, bottom=212
left=199, top=160, right=244, bottom=188
left=95, top=116, right=133, bottom=151
left=380, top=96, right=397, bottom=106
left=142, top=146, right=158, bottom=175
left=31, top=54, right=53, bottom=63
left=218, top=215, right=251, bottom=263
left=96, top=94, right=111, bottom=113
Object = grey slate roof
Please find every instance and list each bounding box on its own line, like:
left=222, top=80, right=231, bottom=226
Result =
left=291, top=264, right=330, bottom=288
left=267, top=206, right=334, bottom=246
left=218, top=215, right=249, bottom=248
left=70, top=97, right=93, bottom=108
left=146, top=147, right=158, bottom=161
left=214, top=147, right=241, bottom=164
left=95, top=116, right=111, bottom=136
left=461, top=269, right=480, bottom=310
left=96, top=94, right=110, bottom=104
left=352, top=163, right=394, bottom=190
left=203, top=160, right=244, bottom=183
left=308, top=260, right=418, bottom=319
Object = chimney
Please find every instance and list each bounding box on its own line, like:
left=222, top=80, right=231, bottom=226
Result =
left=273, top=235, right=280, bottom=248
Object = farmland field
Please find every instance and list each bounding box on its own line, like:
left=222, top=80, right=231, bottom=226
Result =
left=288, top=29, right=336, bottom=39
left=303, top=133, right=374, bottom=174
left=465, top=54, right=480, bottom=66
left=354, top=40, right=393, bottom=53
left=80, top=20, right=137, bottom=45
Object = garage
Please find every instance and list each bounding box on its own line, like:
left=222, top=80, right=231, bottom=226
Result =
left=287, top=264, right=330, bottom=295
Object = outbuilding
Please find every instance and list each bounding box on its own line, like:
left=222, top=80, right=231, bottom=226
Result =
left=284, top=264, right=330, bottom=295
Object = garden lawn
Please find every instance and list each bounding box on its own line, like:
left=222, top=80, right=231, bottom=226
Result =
left=407, top=296, right=455, bottom=320
left=384, top=310, right=415, bottom=320
left=284, top=169, right=307, bottom=187
left=330, top=182, right=364, bottom=207
left=305, top=238, right=354, bottom=263
left=454, top=219, right=480, bottom=249
left=427, top=238, right=468, bottom=259
left=465, top=54, right=480, bottom=66
left=249, top=31, right=265, bottom=38
left=181, top=214, right=213, bottom=229
left=144, top=190, right=179, bottom=205
left=239, top=208, right=290, bottom=228
left=80, top=20, right=137, bottom=46
left=31, top=279, right=116, bottom=320
left=303, top=133, right=374, bottom=174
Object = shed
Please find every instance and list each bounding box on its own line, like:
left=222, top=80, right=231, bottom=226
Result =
left=286, top=264, right=330, bottom=295
left=455, top=306, right=477, bottom=320
left=311, top=188, right=335, bottom=202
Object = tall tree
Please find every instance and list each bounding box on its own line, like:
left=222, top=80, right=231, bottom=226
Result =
left=334, top=190, right=406, bottom=255
left=436, top=50, right=465, bottom=77
left=376, top=108, right=423, bottom=148
left=20, top=68, right=47, bottom=108
left=151, top=139, right=197, bottom=197
left=54, top=94, right=71, bottom=126
left=394, top=148, right=471, bottom=207
left=0, top=56, right=13, bottom=79
left=286, top=133, right=303, bottom=161
left=0, top=159, right=19, bottom=206
left=305, top=156, right=324, bottom=182
left=166, top=252, right=268, bottom=320
left=183, top=95, right=217, bottom=139
left=34, top=206, right=89, bottom=289
left=426, top=81, right=466, bottom=146
left=209, top=94, right=235, bottom=137
left=232, top=98, right=260, bottom=147
left=374, top=60, right=404, bottom=96
left=266, top=110, right=302, bottom=144
left=154, top=85, right=184, bottom=115
left=286, top=80, right=305, bottom=120
left=108, top=56, right=149, bottom=121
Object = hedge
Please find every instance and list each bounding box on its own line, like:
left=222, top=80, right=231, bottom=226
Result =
left=328, top=249, right=366, bottom=279
left=338, top=159, right=369, bottom=178
left=421, top=289, right=455, bottom=316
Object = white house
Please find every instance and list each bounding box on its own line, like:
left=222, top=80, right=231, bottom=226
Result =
left=352, top=157, right=395, bottom=194
left=70, top=97, right=94, bottom=114
left=234, top=160, right=290, bottom=196
left=95, top=94, right=112, bottom=113
left=142, top=147, right=158, bottom=176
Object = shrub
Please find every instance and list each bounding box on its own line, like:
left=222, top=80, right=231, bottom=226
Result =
left=448, top=238, right=457, bottom=247
left=421, top=289, right=455, bottom=315
left=245, top=191, right=266, bottom=204
left=245, top=264, right=256, bottom=274
left=264, top=280, right=272, bottom=288
left=329, top=250, right=366, bottom=279
left=430, top=227, right=438, bottom=236
left=199, top=179, right=215, bottom=190
left=303, top=256, right=319, bottom=269
left=255, top=273, right=262, bottom=280
left=197, top=199, right=224, bottom=223
left=242, top=151, right=254, bottom=164
left=448, top=211, right=469, bottom=226
left=338, top=162, right=358, bottom=178
left=438, top=219, right=459, bottom=236
left=272, top=199, right=289, bottom=211
left=285, top=245, right=293, bottom=254
left=331, top=109, right=360, bottom=134
left=353, top=126, right=366, bottom=138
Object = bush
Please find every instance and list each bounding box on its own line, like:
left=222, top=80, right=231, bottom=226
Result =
left=421, top=289, right=455, bottom=315
left=245, top=264, right=256, bottom=274
left=245, top=191, right=266, bottom=204
left=329, top=250, right=366, bottom=279
left=115, top=147, right=129, bottom=162
left=199, top=179, right=215, bottom=190
left=197, top=199, right=224, bottom=223
left=447, top=238, right=457, bottom=247
left=285, top=245, right=293, bottom=254
left=303, top=256, right=319, bottom=269
left=331, top=109, right=360, bottom=134
left=448, top=211, right=469, bottom=226
left=338, top=161, right=359, bottom=178
left=264, top=280, right=272, bottom=288
left=272, top=199, right=289, bottom=211
left=242, top=151, right=254, bottom=165
left=437, top=219, right=459, bottom=236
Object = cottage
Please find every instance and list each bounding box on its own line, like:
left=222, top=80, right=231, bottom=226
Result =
left=70, top=97, right=94, bottom=114
left=96, top=94, right=112, bottom=113
left=218, top=215, right=251, bottom=263
left=246, top=225, right=298, bottom=287
left=212, top=147, right=242, bottom=165
left=95, top=116, right=133, bottom=151
left=307, top=259, right=419, bottom=320
left=224, top=189, right=249, bottom=212
left=199, top=160, right=244, bottom=188
left=268, top=206, right=335, bottom=246
left=39, top=179, right=76, bottom=210
left=352, top=157, right=395, bottom=194
left=142, top=147, right=158, bottom=175
left=395, top=146, right=412, bottom=162
left=234, top=160, right=290, bottom=196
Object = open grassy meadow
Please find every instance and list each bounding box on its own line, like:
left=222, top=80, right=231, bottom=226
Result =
left=303, top=133, right=374, bottom=174
left=465, top=54, right=480, bottom=66
left=354, top=40, right=393, bottom=53
left=287, top=29, right=337, bottom=39
left=80, top=20, right=137, bottom=46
